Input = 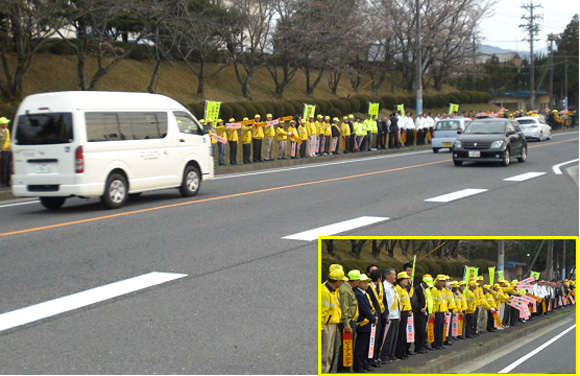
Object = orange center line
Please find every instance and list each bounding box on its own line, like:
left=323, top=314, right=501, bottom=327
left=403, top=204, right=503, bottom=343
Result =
left=0, top=159, right=447, bottom=238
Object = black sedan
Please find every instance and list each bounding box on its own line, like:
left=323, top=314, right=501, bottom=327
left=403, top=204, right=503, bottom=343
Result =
left=452, top=118, right=527, bottom=166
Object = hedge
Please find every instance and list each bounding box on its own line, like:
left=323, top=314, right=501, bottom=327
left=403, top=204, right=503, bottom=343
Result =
left=252, top=102, right=266, bottom=118
left=235, top=101, right=258, bottom=119
left=219, top=103, right=233, bottom=121
left=228, top=102, right=246, bottom=120
left=188, top=103, right=204, bottom=119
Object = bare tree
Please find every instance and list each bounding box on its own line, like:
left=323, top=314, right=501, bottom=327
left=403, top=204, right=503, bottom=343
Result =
left=226, top=0, right=274, bottom=98
left=0, top=0, right=66, bottom=101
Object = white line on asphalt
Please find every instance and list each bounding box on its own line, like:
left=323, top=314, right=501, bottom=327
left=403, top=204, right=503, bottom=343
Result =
left=0, top=271, right=188, bottom=332
left=424, top=188, right=488, bottom=203
left=213, top=150, right=432, bottom=180
left=282, top=216, right=389, bottom=241
left=503, top=172, right=546, bottom=181
left=0, top=199, right=40, bottom=208
left=553, top=159, right=579, bottom=175
left=498, top=324, right=576, bottom=373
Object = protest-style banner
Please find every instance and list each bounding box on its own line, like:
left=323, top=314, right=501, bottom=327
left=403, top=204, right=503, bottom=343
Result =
left=379, top=322, right=391, bottom=353
left=530, top=271, right=540, bottom=280
left=290, top=142, right=296, bottom=157
left=451, top=314, right=459, bottom=337
left=397, top=104, right=405, bottom=117
left=463, top=266, right=479, bottom=292
left=368, top=103, right=380, bottom=117
left=204, top=100, right=221, bottom=124
left=458, top=314, right=464, bottom=336
left=489, top=266, right=496, bottom=285
left=209, top=133, right=227, bottom=144
left=497, top=270, right=504, bottom=281
left=226, top=122, right=242, bottom=129
left=492, top=310, right=502, bottom=327
left=368, top=324, right=376, bottom=358
left=308, top=139, right=313, bottom=155
left=342, top=329, right=353, bottom=367
left=320, top=137, right=326, bottom=153
left=427, top=316, right=435, bottom=343
left=410, top=255, right=417, bottom=293
left=516, top=277, right=535, bottom=291
left=448, top=103, right=459, bottom=114
left=407, top=313, right=415, bottom=343
left=331, top=137, right=338, bottom=152
left=570, top=295, right=575, bottom=304
left=443, top=312, right=451, bottom=342
left=303, top=104, right=316, bottom=120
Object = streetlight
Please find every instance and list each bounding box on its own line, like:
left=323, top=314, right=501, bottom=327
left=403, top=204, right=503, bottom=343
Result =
left=547, top=33, right=556, bottom=109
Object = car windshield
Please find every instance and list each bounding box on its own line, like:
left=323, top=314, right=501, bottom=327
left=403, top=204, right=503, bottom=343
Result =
left=435, top=120, right=461, bottom=130
left=463, top=121, right=507, bottom=135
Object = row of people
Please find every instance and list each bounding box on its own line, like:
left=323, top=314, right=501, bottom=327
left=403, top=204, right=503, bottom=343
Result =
left=320, top=263, right=576, bottom=374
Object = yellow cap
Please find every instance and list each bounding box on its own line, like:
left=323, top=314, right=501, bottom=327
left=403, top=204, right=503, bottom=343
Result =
left=469, top=281, right=478, bottom=287
left=317, top=114, right=323, bottom=118
left=255, top=114, right=261, bottom=118
left=359, top=274, right=371, bottom=282
left=477, top=276, right=484, bottom=281
left=325, top=116, right=330, bottom=120
left=397, top=271, right=411, bottom=279
left=436, top=274, right=447, bottom=281
left=343, top=116, right=348, bottom=120
left=0, top=117, right=10, bottom=124
left=243, top=117, right=249, bottom=121
left=450, top=281, right=459, bottom=288
left=347, top=270, right=361, bottom=281
left=329, top=264, right=343, bottom=273
left=266, top=113, right=272, bottom=118
left=483, top=284, right=490, bottom=289
left=217, top=119, right=223, bottom=123
left=228, top=118, right=235, bottom=122
left=199, top=119, right=205, bottom=123
left=329, top=269, right=348, bottom=281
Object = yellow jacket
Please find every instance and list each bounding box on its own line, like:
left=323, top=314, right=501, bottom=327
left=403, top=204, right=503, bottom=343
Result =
left=264, top=122, right=276, bottom=138
left=340, top=122, right=351, bottom=137
left=315, top=121, right=324, bottom=135
left=298, top=125, right=309, bottom=141
left=320, top=282, right=341, bottom=330
left=396, top=284, right=411, bottom=311
left=465, top=289, right=477, bottom=314
left=275, top=126, right=288, bottom=141
left=241, top=125, right=252, bottom=144
left=252, top=124, right=264, bottom=139
left=226, top=128, right=239, bottom=142
left=323, top=122, right=332, bottom=137
left=0, top=128, right=10, bottom=151
left=482, top=292, right=493, bottom=310
left=431, top=286, right=448, bottom=313
left=306, top=121, right=316, bottom=136
left=444, top=288, right=456, bottom=312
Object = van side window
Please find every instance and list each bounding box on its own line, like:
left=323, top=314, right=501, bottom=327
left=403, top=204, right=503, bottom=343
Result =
left=174, top=112, right=204, bottom=135
left=86, top=112, right=168, bottom=141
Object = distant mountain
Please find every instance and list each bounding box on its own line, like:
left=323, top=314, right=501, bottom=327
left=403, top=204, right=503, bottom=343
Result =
left=479, top=44, right=549, bottom=60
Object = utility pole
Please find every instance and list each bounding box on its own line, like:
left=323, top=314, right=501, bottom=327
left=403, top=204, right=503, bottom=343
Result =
left=497, top=240, right=505, bottom=277
left=548, top=33, right=555, bottom=108
left=546, top=239, right=553, bottom=280
left=564, top=57, right=568, bottom=110
left=562, top=239, right=566, bottom=280
left=415, top=0, right=423, bottom=115
left=520, top=1, right=542, bottom=110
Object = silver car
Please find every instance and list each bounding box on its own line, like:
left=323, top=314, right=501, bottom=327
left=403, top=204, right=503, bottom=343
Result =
left=515, top=116, right=552, bottom=141
left=432, top=117, right=472, bottom=153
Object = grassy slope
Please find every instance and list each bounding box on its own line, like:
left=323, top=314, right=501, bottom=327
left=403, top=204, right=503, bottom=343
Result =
left=4, top=53, right=500, bottom=116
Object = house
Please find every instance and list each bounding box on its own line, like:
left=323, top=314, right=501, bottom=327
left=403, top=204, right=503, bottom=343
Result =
left=503, top=261, right=528, bottom=280
left=491, top=90, right=550, bottom=112
left=474, top=53, right=524, bottom=71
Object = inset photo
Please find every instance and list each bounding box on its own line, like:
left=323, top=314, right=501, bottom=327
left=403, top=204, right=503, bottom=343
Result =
left=318, top=237, right=578, bottom=375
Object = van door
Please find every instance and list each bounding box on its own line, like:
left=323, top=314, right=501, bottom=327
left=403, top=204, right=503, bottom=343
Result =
left=173, top=112, right=213, bottom=179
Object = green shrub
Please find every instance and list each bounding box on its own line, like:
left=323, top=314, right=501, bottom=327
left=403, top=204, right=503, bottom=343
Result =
left=260, top=102, right=275, bottom=117
left=381, top=95, right=398, bottom=111
left=326, top=108, right=342, bottom=119
left=271, top=102, right=285, bottom=119
left=289, top=100, right=304, bottom=116
left=252, top=102, right=267, bottom=118
left=330, top=99, right=348, bottom=114
left=235, top=101, right=258, bottom=119
left=345, top=97, right=361, bottom=113
left=229, top=102, right=246, bottom=120
left=188, top=103, right=205, bottom=120
left=219, top=103, right=233, bottom=121
left=339, top=98, right=352, bottom=114
left=281, top=100, right=296, bottom=117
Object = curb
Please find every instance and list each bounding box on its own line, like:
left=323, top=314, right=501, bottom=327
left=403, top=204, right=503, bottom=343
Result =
left=413, top=308, right=576, bottom=374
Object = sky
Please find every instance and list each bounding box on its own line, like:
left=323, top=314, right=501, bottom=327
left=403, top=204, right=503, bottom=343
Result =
left=478, top=0, right=579, bottom=52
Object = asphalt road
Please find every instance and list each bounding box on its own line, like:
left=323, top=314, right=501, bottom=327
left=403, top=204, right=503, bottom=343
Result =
left=0, top=131, right=577, bottom=374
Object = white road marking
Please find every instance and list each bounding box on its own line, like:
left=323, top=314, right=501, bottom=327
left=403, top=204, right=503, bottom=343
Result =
left=282, top=216, right=389, bottom=241
left=424, top=188, right=488, bottom=203
left=0, top=199, right=40, bottom=208
left=503, top=172, right=546, bottom=181
left=0, top=271, right=187, bottom=332
left=553, top=159, right=579, bottom=175
left=498, top=324, right=576, bottom=373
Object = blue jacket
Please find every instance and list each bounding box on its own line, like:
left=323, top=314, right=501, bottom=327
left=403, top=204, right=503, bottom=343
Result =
left=355, top=288, right=377, bottom=333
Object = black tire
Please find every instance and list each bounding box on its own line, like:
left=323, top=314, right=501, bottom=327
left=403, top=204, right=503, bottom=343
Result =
left=453, top=159, right=463, bottom=166
left=518, top=146, right=527, bottom=163
left=129, top=192, right=142, bottom=198
left=179, top=165, right=201, bottom=197
left=101, top=172, right=128, bottom=209
left=40, top=197, right=66, bottom=210
left=501, top=149, right=510, bottom=167
left=433, top=148, right=440, bottom=153
left=548, top=131, right=552, bottom=140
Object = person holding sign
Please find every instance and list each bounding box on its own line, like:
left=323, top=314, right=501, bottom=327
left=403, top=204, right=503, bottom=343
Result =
left=252, top=114, right=264, bottom=162
left=226, top=118, right=238, bottom=165
left=482, top=284, right=498, bottom=332
left=431, top=274, right=449, bottom=350
left=337, top=270, right=361, bottom=373
left=354, top=274, right=378, bottom=373
left=241, top=118, right=253, bottom=164
left=394, top=271, right=412, bottom=360
left=320, top=268, right=347, bottom=373
left=465, top=281, right=478, bottom=338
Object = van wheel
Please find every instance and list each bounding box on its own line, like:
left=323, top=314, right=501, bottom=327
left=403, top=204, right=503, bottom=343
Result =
left=433, top=148, right=440, bottom=153
left=179, top=165, right=200, bottom=197
left=101, top=173, right=128, bottom=209
left=40, top=197, right=66, bottom=210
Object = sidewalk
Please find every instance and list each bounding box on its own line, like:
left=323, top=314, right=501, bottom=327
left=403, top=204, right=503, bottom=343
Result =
left=362, top=305, right=576, bottom=374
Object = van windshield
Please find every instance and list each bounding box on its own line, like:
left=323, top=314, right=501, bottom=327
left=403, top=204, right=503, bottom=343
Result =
left=15, top=112, right=73, bottom=145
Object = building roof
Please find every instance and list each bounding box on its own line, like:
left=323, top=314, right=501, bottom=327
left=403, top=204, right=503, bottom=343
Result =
left=504, top=261, right=528, bottom=268
left=492, top=90, right=548, bottom=98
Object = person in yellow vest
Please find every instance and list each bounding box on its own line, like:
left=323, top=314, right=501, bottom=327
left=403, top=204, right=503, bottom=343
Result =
left=457, top=280, right=468, bottom=339
left=475, top=276, right=487, bottom=335
left=354, top=274, right=378, bottom=373
left=353, top=117, right=365, bottom=152
left=241, top=117, right=253, bottom=164
left=394, top=271, right=412, bottom=359
left=321, top=267, right=348, bottom=373
left=492, top=283, right=509, bottom=329
left=443, top=276, right=456, bottom=345
left=337, top=270, right=360, bottom=373
left=307, top=115, right=317, bottom=157
left=226, top=118, right=239, bottom=165
left=286, top=120, right=298, bottom=159
left=252, top=114, right=264, bottom=162
left=263, top=113, right=276, bottom=161
left=370, top=114, right=379, bottom=150
left=275, top=122, right=288, bottom=159
left=323, top=116, right=332, bottom=155
left=340, top=116, right=351, bottom=154
left=0, top=117, right=11, bottom=187
left=215, top=119, right=227, bottom=166
left=482, top=284, right=497, bottom=332
left=297, top=120, right=308, bottom=158
left=315, top=114, right=324, bottom=156
left=465, top=281, right=478, bottom=338
left=207, top=119, right=217, bottom=161
left=431, top=274, right=448, bottom=350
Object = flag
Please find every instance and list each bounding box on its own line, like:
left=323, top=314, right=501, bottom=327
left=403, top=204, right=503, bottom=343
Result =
left=409, top=255, right=417, bottom=297
left=204, top=100, right=221, bottom=123
left=463, top=266, right=479, bottom=291
left=451, top=314, right=458, bottom=337
left=530, top=271, right=540, bottom=280
left=368, top=102, right=380, bottom=117
left=397, top=104, right=405, bottom=117
left=489, top=266, right=496, bottom=285
left=448, top=103, right=459, bottom=114
left=303, top=104, right=316, bottom=120
left=497, top=270, right=504, bottom=280
left=427, top=316, right=435, bottom=343
left=342, top=330, right=353, bottom=367
left=368, top=324, right=376, bottom=358
left=406, top=313, right=415, bottom=343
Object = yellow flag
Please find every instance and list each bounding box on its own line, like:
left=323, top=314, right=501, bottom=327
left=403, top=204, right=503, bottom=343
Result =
left=204, top=100, right=221, bottom=123
left=303, top=104, right=316, bottom=120
left=368, top=103, right=379, bottom=117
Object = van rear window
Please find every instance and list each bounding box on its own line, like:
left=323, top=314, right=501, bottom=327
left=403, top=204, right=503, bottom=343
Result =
left=15, top=113, right=73, bottom=145
left=435, top=120, right=462, bottom=130
left=85, top=112, right=168, bottom=142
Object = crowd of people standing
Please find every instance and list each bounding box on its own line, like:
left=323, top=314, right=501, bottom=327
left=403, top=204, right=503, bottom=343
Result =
left=320, top=263, right=576, bottom=374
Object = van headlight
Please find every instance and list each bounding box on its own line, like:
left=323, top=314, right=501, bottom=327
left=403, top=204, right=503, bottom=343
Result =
left=491, top=140, right=505, bottom=149
left=454, top=140, right=462, bottom=149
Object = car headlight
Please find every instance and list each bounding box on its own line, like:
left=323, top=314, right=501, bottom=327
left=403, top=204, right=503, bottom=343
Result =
left=454, top=140, right=462, bottom=149
left=491, top=140, right=504, bottom=149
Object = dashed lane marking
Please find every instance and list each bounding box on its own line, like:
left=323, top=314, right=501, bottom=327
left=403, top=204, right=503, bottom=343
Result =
left=0, top=271, right=187, bottom=333
left=282, top=216, right=389, bottom=241
left=424, top=188, right=488, bottom=203
left=503, top=172, right=546, bottom=181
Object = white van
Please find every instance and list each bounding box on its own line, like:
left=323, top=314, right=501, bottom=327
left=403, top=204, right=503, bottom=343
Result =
left=11, top=91, right=214, bottom=209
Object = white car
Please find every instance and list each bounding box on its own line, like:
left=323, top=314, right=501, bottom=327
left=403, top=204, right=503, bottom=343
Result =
left=515, top=116, right=552, bottom=141
left=432, top=117, right=472, bottom=153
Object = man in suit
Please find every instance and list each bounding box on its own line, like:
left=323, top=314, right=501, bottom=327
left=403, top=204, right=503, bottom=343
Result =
left=412, top=275, right=433, bottom=354
left=354, top=274, right=378, bottom=373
